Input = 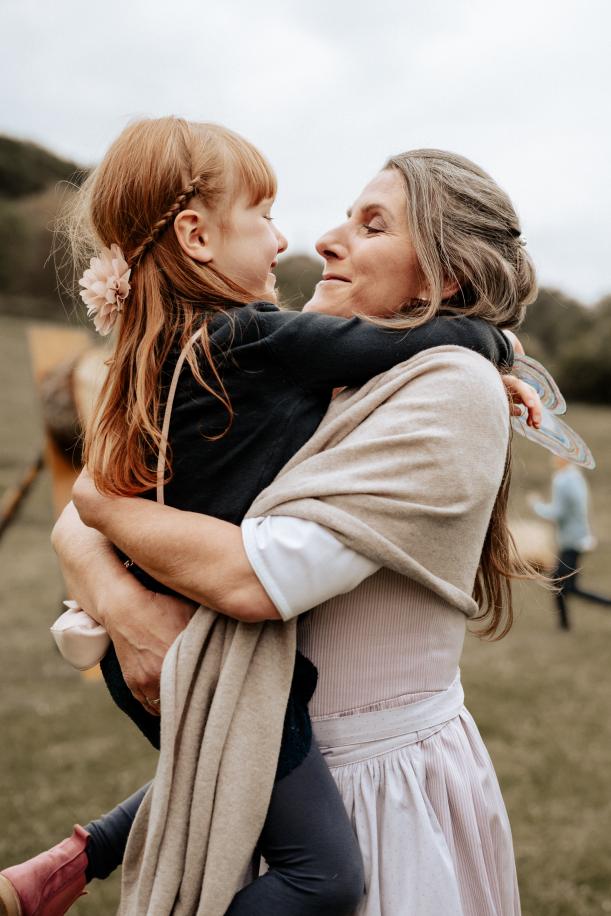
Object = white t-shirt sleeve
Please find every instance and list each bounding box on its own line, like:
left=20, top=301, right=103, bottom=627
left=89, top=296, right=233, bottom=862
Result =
left=241, top=516, right=380, bottom=621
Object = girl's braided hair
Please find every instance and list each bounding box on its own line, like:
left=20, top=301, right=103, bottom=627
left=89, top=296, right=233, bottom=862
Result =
left=128, top=176, right=205, bottom=266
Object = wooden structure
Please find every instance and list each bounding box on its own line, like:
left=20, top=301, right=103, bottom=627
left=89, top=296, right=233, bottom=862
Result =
left=27, top=323, right=107, bottom=517
left=26, top=323, right=108, bottom=681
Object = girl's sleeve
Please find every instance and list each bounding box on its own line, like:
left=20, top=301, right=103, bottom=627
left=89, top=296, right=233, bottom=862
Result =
left=263, top=311, right=513, bottom=391
left=241, top=516, right=380, bottom=620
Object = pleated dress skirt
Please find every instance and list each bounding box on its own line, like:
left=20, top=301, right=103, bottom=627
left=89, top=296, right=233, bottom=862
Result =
left=313, top=676, right=520, bottom=916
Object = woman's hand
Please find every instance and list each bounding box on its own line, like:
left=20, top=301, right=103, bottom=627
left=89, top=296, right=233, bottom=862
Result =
left=72, top=467, right=113, bottom=529
left=104, top=585, right=197, bottom=716
left=52, top=495, right=198, bottom=714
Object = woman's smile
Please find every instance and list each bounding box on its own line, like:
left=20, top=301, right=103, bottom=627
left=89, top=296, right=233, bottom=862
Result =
left=321, top=273, right=351, bottom=282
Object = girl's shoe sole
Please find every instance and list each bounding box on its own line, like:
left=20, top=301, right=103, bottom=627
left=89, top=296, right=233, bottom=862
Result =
left=0, top=875, right=22, bottom=916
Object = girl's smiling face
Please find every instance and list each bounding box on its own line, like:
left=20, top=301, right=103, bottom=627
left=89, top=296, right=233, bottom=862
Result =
left=304, top=169, right=426, bottom=318
left=209, top=194, right=288, bottom=301
left=174, top=193, right=287, bottom=302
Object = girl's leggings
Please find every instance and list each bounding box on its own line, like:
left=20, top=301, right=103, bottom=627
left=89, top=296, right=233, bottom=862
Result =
left=85, top=743, right=364, bottom=916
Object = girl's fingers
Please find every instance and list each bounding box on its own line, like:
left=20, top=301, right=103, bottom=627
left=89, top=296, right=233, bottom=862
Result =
left=503, top=375, right=542, bottom=429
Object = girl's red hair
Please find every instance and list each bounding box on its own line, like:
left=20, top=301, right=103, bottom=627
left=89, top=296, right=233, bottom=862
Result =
left=69, top=117, right=276, bottom=495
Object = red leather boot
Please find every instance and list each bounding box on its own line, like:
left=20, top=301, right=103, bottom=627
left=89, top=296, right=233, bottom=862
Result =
left=0, top=826, right=88, bottom=916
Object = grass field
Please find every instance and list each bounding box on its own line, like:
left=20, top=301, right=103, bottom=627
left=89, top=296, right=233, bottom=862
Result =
left=1, top=314, right=610, bottom=914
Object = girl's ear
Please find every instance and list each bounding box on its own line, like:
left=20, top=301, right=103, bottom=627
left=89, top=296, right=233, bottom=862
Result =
left=173, top=209, right=214, bottom=264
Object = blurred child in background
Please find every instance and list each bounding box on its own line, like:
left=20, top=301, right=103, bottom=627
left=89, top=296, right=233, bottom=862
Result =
left=531, top=456, right=611, bottom=629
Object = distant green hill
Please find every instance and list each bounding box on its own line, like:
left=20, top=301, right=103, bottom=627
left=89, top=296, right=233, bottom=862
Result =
left=0, top=135, right=88, bottom=317
left=0, top=135, right=86, bottom=199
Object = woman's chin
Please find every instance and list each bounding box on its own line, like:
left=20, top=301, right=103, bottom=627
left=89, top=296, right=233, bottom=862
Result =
left=303, top=287, right=353, bottom=316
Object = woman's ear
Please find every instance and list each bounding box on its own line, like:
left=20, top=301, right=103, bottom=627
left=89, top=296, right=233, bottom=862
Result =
left=173, top=209, right=214, bottom=264
left=441, top=277, right=460, bottom=300
left=414, top=277, right=460, bottom=302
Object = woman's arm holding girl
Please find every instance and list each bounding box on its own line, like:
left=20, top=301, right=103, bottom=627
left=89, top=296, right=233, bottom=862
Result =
left=54, top=489, right=279, bottom=623
left=54, top=486, right=374, bottom=703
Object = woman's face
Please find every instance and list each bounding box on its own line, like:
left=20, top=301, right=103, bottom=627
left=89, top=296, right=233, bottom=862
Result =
left=304, top=169, right=426, bottom=318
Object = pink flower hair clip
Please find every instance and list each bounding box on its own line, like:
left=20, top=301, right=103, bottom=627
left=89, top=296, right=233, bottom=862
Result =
left=78, top=243, right=131, bottom=336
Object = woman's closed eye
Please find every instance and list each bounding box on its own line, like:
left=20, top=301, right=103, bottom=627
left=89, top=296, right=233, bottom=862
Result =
left=363, top=223, right=384, bottom=235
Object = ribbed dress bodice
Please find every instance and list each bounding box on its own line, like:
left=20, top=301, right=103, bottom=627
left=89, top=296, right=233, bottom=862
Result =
left=297, top=568, right=467, bottom=720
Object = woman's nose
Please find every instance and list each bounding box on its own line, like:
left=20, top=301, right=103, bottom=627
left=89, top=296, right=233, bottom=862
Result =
left=315, top=225, right=347, bottom=261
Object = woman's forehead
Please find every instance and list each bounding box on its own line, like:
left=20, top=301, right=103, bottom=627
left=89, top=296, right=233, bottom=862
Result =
left=348, top=170, right=405, bottom=220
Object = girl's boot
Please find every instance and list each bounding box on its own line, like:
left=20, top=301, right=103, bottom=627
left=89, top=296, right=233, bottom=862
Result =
left=0, top=826, right=88, bottom=916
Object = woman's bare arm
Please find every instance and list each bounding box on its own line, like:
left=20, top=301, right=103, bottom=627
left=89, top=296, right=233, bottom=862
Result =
left=71, top=473, right=280, bottom=624
left=51, top=500, right=132, bottom=623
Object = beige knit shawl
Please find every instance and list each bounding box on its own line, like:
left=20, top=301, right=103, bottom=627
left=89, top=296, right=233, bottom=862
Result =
left=119, top=346, right=509, bottom=915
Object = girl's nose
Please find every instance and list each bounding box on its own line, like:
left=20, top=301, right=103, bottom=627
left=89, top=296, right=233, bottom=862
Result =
left=275, top=225, right=288, bottom=254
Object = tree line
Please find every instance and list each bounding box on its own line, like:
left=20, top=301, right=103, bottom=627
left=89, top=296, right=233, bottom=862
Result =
left=1, top=134, right=608, bottom=404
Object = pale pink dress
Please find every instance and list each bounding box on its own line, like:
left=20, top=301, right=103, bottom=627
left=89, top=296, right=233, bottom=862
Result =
left=243, top=517, right=520, bottom=916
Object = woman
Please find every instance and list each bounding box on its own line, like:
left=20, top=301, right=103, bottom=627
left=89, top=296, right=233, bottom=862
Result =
left=58, top=150, right=533, bottom=914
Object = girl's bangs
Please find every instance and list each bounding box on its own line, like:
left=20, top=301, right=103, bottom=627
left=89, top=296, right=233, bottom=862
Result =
left=227, top=136, right=277, bottom=206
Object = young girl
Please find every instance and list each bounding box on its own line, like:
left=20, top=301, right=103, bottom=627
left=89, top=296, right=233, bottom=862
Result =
left=0, top=118, right=524, bottom=916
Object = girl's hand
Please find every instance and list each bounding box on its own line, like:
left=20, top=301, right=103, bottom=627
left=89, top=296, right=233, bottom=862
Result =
left=503, top=375, right=542, bottom=428
left=104, top=583, right=197, bottom=716
left=501, top=332, right=541, bottom=429
left=527, top=491, right=542, bottom=509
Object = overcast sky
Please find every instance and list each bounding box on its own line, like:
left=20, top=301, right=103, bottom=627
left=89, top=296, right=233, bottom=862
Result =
left=2, top=0, right=610, bottom=302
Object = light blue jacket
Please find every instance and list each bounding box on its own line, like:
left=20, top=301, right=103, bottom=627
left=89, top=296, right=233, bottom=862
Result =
left=534, top=466, right=592, bottom=551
